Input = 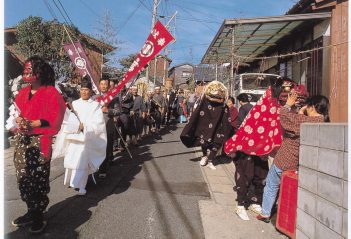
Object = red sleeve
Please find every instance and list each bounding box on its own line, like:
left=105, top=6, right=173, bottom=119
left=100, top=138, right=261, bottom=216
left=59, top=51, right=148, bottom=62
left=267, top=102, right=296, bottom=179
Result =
left=230, top=107, right=239, bottom=129
left=36, top=88, right=66, bottom=137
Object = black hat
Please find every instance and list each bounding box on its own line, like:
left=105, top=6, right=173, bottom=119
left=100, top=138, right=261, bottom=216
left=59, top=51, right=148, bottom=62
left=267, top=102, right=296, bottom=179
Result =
left=81, top=75, right=93, bottom=90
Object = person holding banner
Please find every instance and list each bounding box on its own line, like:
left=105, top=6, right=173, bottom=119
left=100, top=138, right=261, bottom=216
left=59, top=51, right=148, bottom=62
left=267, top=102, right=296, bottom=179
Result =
left=11, top=56, right=66, bottom=234
left=96, top=78, right=122, bottom=178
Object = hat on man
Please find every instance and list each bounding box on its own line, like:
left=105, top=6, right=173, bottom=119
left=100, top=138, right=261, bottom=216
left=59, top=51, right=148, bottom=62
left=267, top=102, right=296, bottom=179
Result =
left=81, top=75, right=93, bottom=90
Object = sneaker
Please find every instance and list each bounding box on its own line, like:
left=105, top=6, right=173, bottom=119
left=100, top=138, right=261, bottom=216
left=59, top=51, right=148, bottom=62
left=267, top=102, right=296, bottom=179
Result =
left=200, top=156, right=208, bottom=166
left=78, top=188, right=87, bottom=195
left=207, top=162, right=217, bottom=170
left=29, top=220, right=47, bottom=234
left=248, top=204, right=262, bottom=214
left=235, top=206, right=250, bottom=221
left=256, top=214, right=270, bottom=223
left=12, top=212, right=33, bottom=227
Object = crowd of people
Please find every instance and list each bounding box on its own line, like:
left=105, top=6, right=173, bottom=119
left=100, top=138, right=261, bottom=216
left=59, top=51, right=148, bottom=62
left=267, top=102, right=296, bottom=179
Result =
left=9, top=56, right=199, bottom=234
left=9, top=55, right=331, bottom=235
left=180, top=78, right=330, bottom=227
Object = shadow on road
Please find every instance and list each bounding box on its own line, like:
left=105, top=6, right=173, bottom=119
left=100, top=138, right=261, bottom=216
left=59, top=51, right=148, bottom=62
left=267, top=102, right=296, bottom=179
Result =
left=5, top=121, right=185, bottom=239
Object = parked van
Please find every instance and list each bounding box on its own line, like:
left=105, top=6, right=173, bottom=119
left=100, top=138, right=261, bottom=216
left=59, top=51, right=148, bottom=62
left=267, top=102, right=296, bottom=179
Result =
left=233, top=73, right=281, bottom=107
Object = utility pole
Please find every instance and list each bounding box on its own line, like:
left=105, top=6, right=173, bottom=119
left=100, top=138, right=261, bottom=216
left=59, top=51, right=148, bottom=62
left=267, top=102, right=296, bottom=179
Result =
left=230, top=27, right=235, bottom=96
left=163, top=51, right=168, bottom=86
left=162, top=11, right=177, bottom=88
left=145, top=0, right=159, bottom=85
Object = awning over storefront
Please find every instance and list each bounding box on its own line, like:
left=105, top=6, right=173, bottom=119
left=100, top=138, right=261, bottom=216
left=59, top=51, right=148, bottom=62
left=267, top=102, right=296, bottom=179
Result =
left=201, top=12, right=331, bottom=64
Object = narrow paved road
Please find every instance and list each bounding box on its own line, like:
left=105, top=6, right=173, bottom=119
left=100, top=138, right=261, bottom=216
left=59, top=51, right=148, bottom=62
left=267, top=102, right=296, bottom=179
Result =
left=5, top=122, right=210, bottom=239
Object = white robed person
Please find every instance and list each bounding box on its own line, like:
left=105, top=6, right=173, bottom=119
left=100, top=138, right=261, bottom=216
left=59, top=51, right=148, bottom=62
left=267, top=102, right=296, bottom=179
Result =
left=59, top=76, right=107, bottom=195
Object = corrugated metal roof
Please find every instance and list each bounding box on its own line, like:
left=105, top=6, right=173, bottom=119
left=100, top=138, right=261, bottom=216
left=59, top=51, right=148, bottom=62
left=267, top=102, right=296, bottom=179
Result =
left=201, top=12, right=331, bottom=64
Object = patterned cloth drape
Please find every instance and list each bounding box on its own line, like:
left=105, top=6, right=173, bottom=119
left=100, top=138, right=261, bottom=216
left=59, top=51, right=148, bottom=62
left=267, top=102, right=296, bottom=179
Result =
left=224, top=87, right=283, bottom=156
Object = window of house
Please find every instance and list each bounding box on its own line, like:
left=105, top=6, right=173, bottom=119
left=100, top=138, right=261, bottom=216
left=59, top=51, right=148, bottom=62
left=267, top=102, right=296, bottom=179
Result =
left=182, top=72, right=192, bottom=77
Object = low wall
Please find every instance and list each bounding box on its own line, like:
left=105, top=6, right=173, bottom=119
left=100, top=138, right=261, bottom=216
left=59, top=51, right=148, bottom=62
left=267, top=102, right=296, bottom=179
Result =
left=297, top=123, right=348, bottom=239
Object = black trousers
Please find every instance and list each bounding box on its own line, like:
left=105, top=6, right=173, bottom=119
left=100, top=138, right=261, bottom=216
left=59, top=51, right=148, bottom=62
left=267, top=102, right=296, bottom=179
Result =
left=132, top=114, right=143, bottom=135
left=166, top=107, right=173, bottom=124
left=154, top=111, right=162, bottom=130
left=100, top=118, right=116, bottom=173
left=201, top=143, right=220, bottom=163
left=14, top=135, right=51, bottom=222
left=233, top=152, right=268, bottom=206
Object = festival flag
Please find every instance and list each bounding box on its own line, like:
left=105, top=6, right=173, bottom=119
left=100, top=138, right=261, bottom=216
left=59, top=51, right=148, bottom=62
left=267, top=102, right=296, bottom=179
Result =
left=98, top=20, right=175, bottom=105
left=63, top=41, right=99, bottom=93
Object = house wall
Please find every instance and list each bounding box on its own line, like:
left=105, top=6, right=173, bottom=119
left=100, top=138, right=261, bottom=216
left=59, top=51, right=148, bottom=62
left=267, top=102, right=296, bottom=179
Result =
left=85, top=47, right=103, bottom=85
left=174, top=65, right=194, bottom=88
left=4, top=49, right=24, bottom=80
left=328, top=1, right=348, bottom=122
left=297, top=123, right=348, bottom=239
left=149, top=57, right=171, bottom=84
left=249, top=19, right=332, bottom=98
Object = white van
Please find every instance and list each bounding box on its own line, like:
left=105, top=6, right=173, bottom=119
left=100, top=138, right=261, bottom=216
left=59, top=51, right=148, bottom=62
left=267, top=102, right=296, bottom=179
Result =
left=233, top=73, right=281, bottom=107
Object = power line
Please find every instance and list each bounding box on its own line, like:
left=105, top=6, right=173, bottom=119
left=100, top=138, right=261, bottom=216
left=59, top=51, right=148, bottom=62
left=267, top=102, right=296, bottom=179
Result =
left=171, top=2, right=223, bottom=22
left=174, top=17, right=220, bottom=24
left=43, top=0, right=58, bottom=20
left=171, top=2, right=216, bottom=32
left=51, top=0, right=80, bottom=42
left=117, top=2, right=142, bottom=34
left=137, top=0, right=153, bottom=14
left=52, top=0, right=72, bottom=26
left=158, top=14, right=221, bottom=24
left=146, top=0, right=153, bottom=11
left=56, top=0, right=75, bottom=26
left=172, top=43, right=209, bottom=49
left=78, top=0, right=101, bottom=18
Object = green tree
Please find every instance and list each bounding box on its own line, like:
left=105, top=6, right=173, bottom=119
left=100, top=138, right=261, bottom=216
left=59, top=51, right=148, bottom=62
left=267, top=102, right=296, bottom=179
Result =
left=119, top=53, right=138, bottom=71
left=117, top=53, right=146, bottom=79
left=14, top=16, right=83, bottom=81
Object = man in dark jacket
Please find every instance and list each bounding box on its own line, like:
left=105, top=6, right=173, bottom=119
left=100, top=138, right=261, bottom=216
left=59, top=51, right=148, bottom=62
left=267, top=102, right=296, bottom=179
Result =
left=118, top=87, right=134, bottom=149
left=237, top=93, right=253, bottom=126
left=96, top=78, right=122, bottom=178
left=130, top=86, right=146, bottom=145
left=166, top=89, right=176, bottom=124
left=153, top=87, right=166, bottom=132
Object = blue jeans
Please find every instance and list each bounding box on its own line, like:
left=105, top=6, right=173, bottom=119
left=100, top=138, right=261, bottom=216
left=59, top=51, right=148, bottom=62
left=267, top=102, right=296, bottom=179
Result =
left=261, top=163, right=283, bottom=217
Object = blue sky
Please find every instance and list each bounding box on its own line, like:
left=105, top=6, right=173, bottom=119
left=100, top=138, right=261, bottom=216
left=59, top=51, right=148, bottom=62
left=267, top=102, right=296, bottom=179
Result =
left=5, top=0, right=298, bottom=67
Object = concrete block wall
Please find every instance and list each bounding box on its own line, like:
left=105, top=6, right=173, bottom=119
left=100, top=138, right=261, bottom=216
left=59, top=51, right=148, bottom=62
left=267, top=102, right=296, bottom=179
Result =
left=297, top=123, right=348, bottom=239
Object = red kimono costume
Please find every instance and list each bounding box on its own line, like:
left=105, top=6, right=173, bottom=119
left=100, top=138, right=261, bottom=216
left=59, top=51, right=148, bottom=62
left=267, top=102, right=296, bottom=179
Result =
left=224, top=87, right=282, bottom=156
left=14, top=85, right=66, bottom=217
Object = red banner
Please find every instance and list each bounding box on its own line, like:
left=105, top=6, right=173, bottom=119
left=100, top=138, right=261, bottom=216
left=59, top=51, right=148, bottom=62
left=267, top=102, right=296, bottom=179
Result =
left=63, top=41, right=99, bottom=93
left=98, top=20, right=174, bottom=105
